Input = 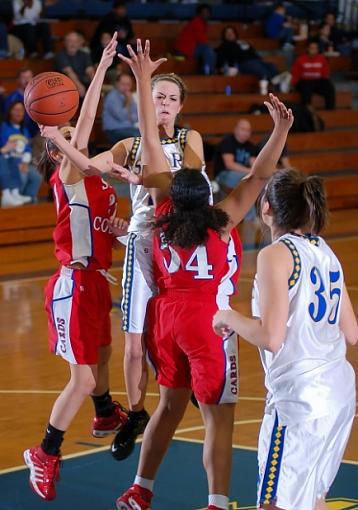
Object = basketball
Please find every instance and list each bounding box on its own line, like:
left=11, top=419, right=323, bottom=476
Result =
left=24, top=72, right=79, bottom=126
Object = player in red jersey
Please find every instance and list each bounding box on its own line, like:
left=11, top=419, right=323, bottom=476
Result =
left=114, top=40, right=294, bottom=510
left=23, top=34, right=128, bottom=501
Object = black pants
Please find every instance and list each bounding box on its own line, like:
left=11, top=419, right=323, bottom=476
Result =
left=11, top=22, right=53, bottom=55
left=296, top=78, right=336, bottom=110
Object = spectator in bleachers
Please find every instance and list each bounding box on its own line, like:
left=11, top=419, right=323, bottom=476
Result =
left=55, top=31, right=95, bottom=98
left=214, top=118, right=256, bottom=190
left=102, top=72, right=139, bottom=144
left=0, top=23, right=9, bottom=58
left=4, top=67, right=38, bottom=137
left=174, top=3, right=216, bottom=75
left=216, top=26, right=292, bottom=93
left=10, top=0, right=54, bottom=59
left=0, top=101, right=42, bottom=204
left=265, top=3, right=295, bottom=50
left=90, top=1, right=134, bottom=58
left=292, top=39, right=336, bottom=110
left=319, top=12, right=352, bottom=55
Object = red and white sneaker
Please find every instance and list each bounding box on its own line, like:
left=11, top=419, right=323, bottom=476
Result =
left=208, top=506, right=225, bottom=510
left=92, top=402, right=128, bottom=438
left=23, top=446, right=60, bottom=500
left=116, top=484, right=153, bottom=510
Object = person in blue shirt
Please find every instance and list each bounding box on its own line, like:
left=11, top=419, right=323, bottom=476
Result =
left=102, top=72, right=139, bottom=144
left=265, top=3, right=295, bottom=49
left=0, top=101, right=42, bottom=206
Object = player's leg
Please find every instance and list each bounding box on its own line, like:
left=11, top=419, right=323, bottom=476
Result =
left=116, top=385, right=191, bottom=509
left=314, top=499, right=330, bottom=510
left=200, top=402, right=235, bottom=509
left=112, top=233, right=153, bottom=460
left=91, top=275, right=128, bottom=438
left=24, top=363, right=97, bottom=501
left=182, top=300, right=238, bottom=510
left=123, top=331, right=148, bottom=412
left=91, top=344, right=128, bottom=437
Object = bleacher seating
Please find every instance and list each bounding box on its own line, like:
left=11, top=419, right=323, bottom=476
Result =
left=0, top=17, right=357, bottom=247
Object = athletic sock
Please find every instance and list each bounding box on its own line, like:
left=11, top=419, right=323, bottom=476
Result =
left=41, top=423, right=65, bottom=456
left=134, top=475, right=154, bottom=492
left=208, top=494, right=229, bottom=509
left=91, top=389, right=115, bottom=417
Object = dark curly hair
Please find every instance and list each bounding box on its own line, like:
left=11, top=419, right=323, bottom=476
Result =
left=155, top=169, right=229, bottom=249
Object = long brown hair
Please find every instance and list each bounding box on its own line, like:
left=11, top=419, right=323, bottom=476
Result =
left=259, top=168, right=328, bottom=235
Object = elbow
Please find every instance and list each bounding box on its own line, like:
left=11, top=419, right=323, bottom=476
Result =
left=263, top=332, right=284, bottom=353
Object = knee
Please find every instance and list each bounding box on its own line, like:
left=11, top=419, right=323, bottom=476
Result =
left=124, top=335, right=144, bottom=361
left=70, top=373, right=97, bottom=396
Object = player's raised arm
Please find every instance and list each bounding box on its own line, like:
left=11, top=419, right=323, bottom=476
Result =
left=71, top=32, right=118, bottom=151
left=218, top=94, right=294, bottom=229
left=117, top=39, right=170, bottom=203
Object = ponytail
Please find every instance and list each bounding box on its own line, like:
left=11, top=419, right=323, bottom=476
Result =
left=262, top=168, right=328, bottom=235
left=37, top=139, right=58, bottom=183
left=301, top=176, right=327, bottom=234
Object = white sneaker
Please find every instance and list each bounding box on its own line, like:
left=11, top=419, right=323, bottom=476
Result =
left=279, top=73, right=292, bottom=93
left=1, top=190, right=23, bottom=207
left=12, top=189, right=32, bottom=204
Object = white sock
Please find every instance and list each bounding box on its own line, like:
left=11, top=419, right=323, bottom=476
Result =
left=134, top=475, right=154, bottom=492
left=208, top=494, right=229, bottom=509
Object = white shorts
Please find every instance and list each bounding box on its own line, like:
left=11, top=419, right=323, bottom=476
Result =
left=257, top=401, right=355, bottom=510
left=121, top=232, right=156, bottom=333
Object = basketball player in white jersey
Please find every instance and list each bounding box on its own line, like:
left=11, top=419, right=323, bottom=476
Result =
left=213, top=168, right=357, bottom=510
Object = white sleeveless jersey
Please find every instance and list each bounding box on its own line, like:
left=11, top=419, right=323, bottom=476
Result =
left=126, top=128, right=212, bottom=232
left=252, top=233, right=355, bottom=426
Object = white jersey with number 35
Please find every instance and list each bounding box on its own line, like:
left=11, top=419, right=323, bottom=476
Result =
left=252, top=233, right=356, bottom=426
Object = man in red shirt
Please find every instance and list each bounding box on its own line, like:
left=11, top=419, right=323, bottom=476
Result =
left=291, top=39, right=336, bottom=109
left=174, top=3, right=216, bottom=75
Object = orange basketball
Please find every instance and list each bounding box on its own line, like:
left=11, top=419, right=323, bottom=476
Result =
left=24, top=72, right=79, bottom=126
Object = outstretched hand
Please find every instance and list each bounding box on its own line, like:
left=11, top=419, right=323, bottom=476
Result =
left=38, top=124, right=60, bottom=141
left=264, top=93, right=294, bottom=130
left=212, top=310, right=233, bottom=338
left=109, top=163, right=142, bottom=185
left=118, top=39, right=167, bottom=80
left=98, top=31, right=118, bottom=70
left=109, top=216, right=129, bottom=238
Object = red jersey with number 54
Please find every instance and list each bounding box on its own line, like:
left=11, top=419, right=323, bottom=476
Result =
left=153, top=198, right=242, bottom=302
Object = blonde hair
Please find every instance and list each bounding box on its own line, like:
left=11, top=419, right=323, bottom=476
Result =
left=151, top=73, right=188, bottom=104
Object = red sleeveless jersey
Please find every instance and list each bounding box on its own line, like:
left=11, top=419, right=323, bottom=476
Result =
left=153, top=198, right=242, bottom=299
left=50, top=169, right=117, bottom=270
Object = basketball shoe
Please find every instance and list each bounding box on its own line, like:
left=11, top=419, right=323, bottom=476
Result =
left=208, top=506, right=226, bottom=509
left=23, top=445, right=60, bottom=500
left=92, top=401, right=128, bottom=438
left=116, top=484, right=153, bottom=510
left=111, top=409, right=150, bottom=461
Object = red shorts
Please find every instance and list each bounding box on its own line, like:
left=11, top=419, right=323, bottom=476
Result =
left=146, top=291, right=239, bottom=405
left=45, top=267, right=112, bottom=365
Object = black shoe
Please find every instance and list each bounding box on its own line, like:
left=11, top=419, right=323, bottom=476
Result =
left=190, top=392, right=199, bottom=409
left=111, top=409, right=150, bottom=461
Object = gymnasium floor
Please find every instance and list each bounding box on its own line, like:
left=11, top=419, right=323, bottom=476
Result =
left=0, top=212, right=357, bottom=509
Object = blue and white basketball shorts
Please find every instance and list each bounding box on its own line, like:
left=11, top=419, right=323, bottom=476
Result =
left=121, top=231, right=156, bottom=334
left=257, top=400, right=355, bottom=510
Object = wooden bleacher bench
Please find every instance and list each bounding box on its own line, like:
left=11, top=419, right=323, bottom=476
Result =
left=180, top=109, right=358, bottom=136
left=325, top=175, right=358, bottom=210
left=183, top=91, right=352, bottom=114
left=289, top=151, right=358, bottom=175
